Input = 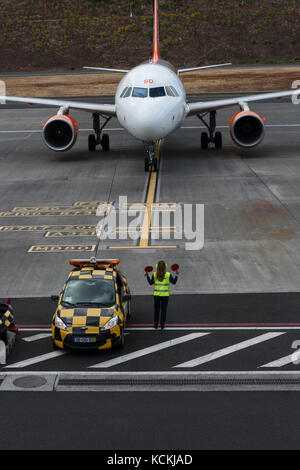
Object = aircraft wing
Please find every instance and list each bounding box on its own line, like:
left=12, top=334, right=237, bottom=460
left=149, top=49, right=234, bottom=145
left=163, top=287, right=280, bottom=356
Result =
left=0, top=96, right=116, bottom=116
left=178, top=63, right=232, bottom=73
left=83, top=66, right=129, bottom=73
left=186, top=89, right=300, bottom=116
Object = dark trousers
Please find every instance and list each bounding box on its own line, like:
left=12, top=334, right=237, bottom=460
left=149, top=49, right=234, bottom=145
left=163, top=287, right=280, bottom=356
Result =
left=154, top=296, right=169, bottom=328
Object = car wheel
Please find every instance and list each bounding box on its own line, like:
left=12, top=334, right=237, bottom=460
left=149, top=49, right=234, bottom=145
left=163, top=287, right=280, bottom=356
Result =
left=52, top=339, right=60, bottom=350
left=126, top=301, right=131, bottom=320
left=116, top=327, right=125, bottom=350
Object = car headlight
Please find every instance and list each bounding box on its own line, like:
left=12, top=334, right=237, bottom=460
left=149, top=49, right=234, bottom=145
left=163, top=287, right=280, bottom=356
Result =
left=101, top=315, right=119, bottom=331
left=54, top=315, right=69, bottom=331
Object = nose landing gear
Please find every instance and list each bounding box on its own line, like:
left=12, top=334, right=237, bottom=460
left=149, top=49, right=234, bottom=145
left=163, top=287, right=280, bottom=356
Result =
left=197, top=110, right=223, bottom=150
left=88, top=113, right=112, bottom=152
left=145, top=142, right=159, bottom=172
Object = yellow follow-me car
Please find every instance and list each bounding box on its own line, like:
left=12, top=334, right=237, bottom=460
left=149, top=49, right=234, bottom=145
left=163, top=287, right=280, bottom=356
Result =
left=51, top=258, right=131, bottom=350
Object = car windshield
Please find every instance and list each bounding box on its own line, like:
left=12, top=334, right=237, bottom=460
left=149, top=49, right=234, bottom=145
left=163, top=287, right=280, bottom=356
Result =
left=132, top=87, right=148, bottom=98
left=62, top=278, right=115, bottom=306
left=149, top=87, right=166, bottom=98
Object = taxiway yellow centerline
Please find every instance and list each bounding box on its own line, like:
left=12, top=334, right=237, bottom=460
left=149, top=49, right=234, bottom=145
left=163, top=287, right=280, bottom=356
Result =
left=139, top=141, right=160, bottom=248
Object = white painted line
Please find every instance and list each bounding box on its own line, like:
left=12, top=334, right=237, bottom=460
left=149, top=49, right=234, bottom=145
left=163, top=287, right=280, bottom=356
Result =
left=126, top=326, right=300, bottom=331
left=4, top=350, right=68, bottom=368
left=3, top=370, right=300, bottom=377
left=260, top=350, right=300, bottom=368
left=22, top=333, right=52, bottom=342
left=89, top=332, right=210, bottom=369
left=174, top=332, right=285, bottom=368
left=17, top=326, right=300, bottom=332
left=19, top=328, right=52, bottom=332
left=182, top=124, right=300, bottom=129
left=1, top=124, right=300, bottom=134
left=0, top=130, right=42, bottom=133
left=0, top=128, right=124, bottom=134
left=0, top=340, right=6, bottom=365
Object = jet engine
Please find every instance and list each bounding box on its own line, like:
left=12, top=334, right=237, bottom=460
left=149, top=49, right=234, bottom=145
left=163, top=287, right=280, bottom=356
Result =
left=229, top=110, right=265, bottom=148
left=42, top=115, right=78, bottom=151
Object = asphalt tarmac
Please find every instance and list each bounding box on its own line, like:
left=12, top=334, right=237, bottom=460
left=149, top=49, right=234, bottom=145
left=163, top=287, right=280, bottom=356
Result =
left=1, top=391, right=300, bottom=450
left=1, top=95, right=300, bottom=450
left=1, top=96, right=300, bottom=297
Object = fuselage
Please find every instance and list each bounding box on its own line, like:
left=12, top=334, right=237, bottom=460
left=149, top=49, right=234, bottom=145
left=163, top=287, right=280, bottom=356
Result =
left=115, top=60, right=187, bottom=142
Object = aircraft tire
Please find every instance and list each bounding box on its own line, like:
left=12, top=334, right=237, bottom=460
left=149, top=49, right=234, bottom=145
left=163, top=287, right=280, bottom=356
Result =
left=88, top=134, right=96, bottom=151
left=215, top=131, right=222, bottom=149
left=145, top=157, right=150, bottom=172
left=201, top=131, right=209, bottom=149
left=101, top=134, right=110, bottom=151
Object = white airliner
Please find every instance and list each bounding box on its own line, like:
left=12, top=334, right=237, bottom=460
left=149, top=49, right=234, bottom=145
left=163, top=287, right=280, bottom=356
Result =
left=1, top=0, right=299, bottom=171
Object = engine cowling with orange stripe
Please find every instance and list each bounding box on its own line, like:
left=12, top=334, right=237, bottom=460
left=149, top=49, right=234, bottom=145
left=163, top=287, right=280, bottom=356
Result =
left=229, top=110, right=265, bottom=148
left=42, top=115, right=78, bottom=152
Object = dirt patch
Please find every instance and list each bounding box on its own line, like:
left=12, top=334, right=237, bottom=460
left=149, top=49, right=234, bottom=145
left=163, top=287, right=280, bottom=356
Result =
left=240, top=200, right=295, bottom=240
left=3, top=66, right=300, bottom=97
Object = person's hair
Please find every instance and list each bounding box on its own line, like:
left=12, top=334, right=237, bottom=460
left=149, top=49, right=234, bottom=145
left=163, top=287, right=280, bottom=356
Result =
left=156, top=260, right=166, bottom=282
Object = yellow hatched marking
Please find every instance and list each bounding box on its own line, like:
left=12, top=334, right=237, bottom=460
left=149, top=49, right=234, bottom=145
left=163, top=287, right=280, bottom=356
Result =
left=45, top=231, right=96, bottom=237
left=28, top=245, right=96, bottom=253
left=108, top=245, right=177, bottom=250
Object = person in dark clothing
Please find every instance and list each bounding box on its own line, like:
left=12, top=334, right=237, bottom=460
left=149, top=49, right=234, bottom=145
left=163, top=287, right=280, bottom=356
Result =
left=144, top=260, right=179, bottom=329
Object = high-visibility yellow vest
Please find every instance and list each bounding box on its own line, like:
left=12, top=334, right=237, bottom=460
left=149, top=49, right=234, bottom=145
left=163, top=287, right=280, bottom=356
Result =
left=153, top=272, right=171, bottom=297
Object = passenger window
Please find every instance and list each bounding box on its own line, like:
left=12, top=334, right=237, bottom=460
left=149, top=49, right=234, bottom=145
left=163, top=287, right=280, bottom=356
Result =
left=132, top=87, right=148, bottom=98
left=120, top=87, right=128, bottom=98
left=123, top=87, right=132, bottom=98
left=149, top=87, right=166, bottom=98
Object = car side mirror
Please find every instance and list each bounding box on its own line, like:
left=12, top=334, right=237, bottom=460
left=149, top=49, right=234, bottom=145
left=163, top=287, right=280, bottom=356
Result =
left=122, top=294, right=131, bottom=302
left=51, top=295, right=59, bottom=302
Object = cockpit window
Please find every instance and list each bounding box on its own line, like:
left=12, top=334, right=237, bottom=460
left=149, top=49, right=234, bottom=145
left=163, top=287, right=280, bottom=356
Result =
left=123, top=87, right=132, bottom=98
left=149, top=87, right=166, bottom=98
left=170, top=86, right=179, bottom=97
left=132, top=87, right=148, bottom=98
left=166, top=86, right=175, bottom=97
left=120, top=87, right=128, bottom=98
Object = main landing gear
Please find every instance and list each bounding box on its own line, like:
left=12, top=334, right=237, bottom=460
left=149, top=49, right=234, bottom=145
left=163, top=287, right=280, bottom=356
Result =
left=197, top=110, right=222, bottom=150
left=88, top=113, right=112, bottom=152
left=144, top=142, right=159, bottom=172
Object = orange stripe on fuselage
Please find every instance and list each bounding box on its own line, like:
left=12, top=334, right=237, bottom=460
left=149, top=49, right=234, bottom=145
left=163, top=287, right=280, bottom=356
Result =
left=152, top=0, right=160, bottom=64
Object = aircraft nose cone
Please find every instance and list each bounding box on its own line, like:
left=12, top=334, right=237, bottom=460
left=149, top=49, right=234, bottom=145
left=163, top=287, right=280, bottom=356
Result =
left=125, top=108, right=169, bottom=141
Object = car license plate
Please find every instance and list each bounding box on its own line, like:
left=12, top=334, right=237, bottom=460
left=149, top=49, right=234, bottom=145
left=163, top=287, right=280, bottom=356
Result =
left=73, top=336, right=96, bottom=343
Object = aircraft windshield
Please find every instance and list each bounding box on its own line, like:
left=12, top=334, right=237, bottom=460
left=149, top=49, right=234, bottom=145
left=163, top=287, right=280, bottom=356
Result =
left=132, top=87, right=148, bottom=98
left=120, top=87, right=128, bottom=98
left=166, top=86, right=179, bottom=97
left=149, top=87, right=166, bottom=98
left=123, top=87, right=132, bottom=98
